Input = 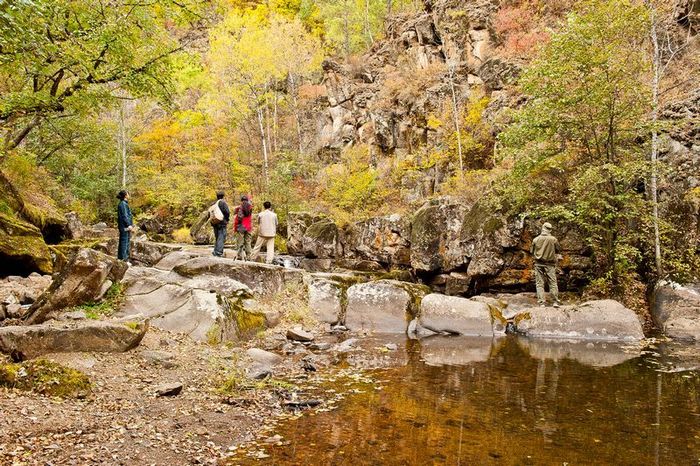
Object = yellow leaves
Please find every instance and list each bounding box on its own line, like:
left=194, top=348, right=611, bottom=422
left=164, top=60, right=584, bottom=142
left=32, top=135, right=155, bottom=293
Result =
left=426, top=114, right=442, bottom=130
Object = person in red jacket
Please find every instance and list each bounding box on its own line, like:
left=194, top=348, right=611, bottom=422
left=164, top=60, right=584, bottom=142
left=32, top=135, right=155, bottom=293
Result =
left=233, top=195, right=253, bottom=260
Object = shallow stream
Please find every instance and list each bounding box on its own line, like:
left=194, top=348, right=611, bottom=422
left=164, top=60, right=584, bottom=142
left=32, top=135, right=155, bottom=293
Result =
left=236, top=336, right=700, bottom=465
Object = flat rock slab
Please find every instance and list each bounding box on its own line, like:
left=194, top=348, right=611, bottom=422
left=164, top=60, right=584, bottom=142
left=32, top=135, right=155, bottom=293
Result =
left=653, top=281, right=700, bottom=340
left=514, top=299, right=644, bottom=342
left=0, top=320, right=148, bottom=359
left=419, top=293, right=498, bottom=336
left=172, top=255, right=303, bottom=297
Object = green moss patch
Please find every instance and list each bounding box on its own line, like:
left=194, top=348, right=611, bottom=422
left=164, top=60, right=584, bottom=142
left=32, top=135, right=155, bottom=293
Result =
left=69, top=282, right=125, bottom=319
left=0, top=359, right=91, bottom=398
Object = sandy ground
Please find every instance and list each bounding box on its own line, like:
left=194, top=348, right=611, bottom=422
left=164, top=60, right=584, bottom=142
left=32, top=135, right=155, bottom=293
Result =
left=0, top=328, right=321, bottom=466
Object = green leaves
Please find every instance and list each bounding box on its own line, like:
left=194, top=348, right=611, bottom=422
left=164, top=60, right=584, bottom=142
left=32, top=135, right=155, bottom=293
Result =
left=498, top=0, right=657, bottom=295
left=0, top=0, right=204, bottom=150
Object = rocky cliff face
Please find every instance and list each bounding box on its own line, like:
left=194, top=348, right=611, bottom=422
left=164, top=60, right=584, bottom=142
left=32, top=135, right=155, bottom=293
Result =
left=304, top=0, right=519, bottom=160
left=289, top=200, right=590, bottom=296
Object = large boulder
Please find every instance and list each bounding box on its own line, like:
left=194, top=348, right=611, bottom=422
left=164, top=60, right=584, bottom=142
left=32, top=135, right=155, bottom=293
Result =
left=63, top=212, right=84, bottom=240
left=0, top=212, right=53, bottom=276
left=306, top=273, right=365, bottom=324
left=343, top=214, right=411, bottom=267
left=287, top=212, right=325, bottom=255
left=189, top=209, right=215, bottom=245
left=410, top=200, right=469, bottom=272
left=345, top=280, right=429, bottom=333
left=118, top=266, right=268, bottom=342
left=514, top=300, right=644, bottom=341
left=653, top=281, right=700, bottom=340
left=419, top=293, right=502, bottom=336
left=0, top=319, right=147, bottom=359
left=172, top=255, right=303, bottom=297
left=301, top=218, right=339, bottom=258
left=24, top=248, right=127, bottom=325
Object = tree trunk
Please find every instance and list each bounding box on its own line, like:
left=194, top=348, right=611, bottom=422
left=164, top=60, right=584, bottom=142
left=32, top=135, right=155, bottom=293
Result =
left=649, top=3, right=663, bottom=278
left=256, top=106, right=269, bottom=190
left=448, top=65, right=464, bottom=177
left=289, top=73, right=304, bottom=154
left=119, top=101, right=128, bottom=189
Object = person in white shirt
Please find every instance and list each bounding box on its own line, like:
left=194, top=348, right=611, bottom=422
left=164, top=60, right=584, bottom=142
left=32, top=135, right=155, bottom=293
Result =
left=251, top=201, right=278, bottom=264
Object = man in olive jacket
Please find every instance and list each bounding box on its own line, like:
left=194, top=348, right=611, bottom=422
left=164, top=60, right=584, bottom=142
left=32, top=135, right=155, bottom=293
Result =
left=530, top=222, right=562, bottom=307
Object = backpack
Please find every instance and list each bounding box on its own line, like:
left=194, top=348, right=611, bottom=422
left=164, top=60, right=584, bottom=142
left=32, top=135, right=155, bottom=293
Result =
left=237, top=201, right=252, bottom=219
left=209, top=200, right=224, bottom=225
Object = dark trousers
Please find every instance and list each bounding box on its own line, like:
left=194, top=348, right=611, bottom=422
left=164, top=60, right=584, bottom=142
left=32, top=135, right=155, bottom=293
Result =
left=213, top=223, right=227, bottom=256
left=118, top=232, right=131, bottom=261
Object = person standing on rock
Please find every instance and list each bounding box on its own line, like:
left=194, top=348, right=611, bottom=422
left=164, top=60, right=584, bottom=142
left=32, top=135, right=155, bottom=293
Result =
left=530, top=222, right=562, bottom=307
left=233, top=195, right=253, bottom=260
left=210, top=191, right=230, bottom=257
left=251, top=201, right=278, bottom=264
left=116, top=190, right=134, bottom=262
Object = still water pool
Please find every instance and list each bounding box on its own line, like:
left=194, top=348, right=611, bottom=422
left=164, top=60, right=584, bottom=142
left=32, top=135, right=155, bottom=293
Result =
left=236, top=336, right=700, bottom=465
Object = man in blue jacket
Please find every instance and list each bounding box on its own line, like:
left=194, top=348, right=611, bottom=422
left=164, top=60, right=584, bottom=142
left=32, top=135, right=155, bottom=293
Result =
left=116, top=190, right=134, bottom=262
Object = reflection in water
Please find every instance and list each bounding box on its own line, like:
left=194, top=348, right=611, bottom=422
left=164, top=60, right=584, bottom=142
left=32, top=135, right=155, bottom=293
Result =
left=234, top=337, right=700, bottom=465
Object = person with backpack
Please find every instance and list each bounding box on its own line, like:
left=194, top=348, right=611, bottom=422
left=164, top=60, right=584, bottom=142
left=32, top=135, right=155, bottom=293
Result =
left=232, top=195, right=253, bottom=260
left=209, top=191, right=230, bottom=257
left=116, top=190, right=134, bottom=263
left=251, top=201, right=278, bottom=264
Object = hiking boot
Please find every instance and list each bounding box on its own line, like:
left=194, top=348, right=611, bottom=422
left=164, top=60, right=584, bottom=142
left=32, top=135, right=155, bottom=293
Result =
left=553, top=301, right=561, bottom=308
left=538, top=302, right=546, bottom=308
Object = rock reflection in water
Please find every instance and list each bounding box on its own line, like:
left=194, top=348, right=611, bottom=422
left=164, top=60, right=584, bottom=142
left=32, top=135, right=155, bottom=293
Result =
left=516, top=336, right=641, bottom=367
left=234, top=337, right=700, bottom=465
left=420, top=335, right=498, bottom=366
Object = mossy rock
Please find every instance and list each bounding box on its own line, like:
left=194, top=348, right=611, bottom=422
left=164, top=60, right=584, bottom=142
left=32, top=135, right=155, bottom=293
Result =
left=305, top=220, right=337, bottom=243
left=0, top=212, right=52, bottom=275
left=0, top=359, right=91, bottom=398
left=217, top=298, right=267, bottom=342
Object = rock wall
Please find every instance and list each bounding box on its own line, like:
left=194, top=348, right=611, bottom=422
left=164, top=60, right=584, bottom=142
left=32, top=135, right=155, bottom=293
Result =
left=304, top=0, right=519, bottom=159
left=288, top=201, right=591, bottom=296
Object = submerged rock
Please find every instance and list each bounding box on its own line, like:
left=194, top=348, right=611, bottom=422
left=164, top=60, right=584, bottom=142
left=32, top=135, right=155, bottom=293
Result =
left=653, top=281, right=700, bottom=340
left=514, top=300, right=644, bottom=342
left=0, top=320, right=147, bottom=360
